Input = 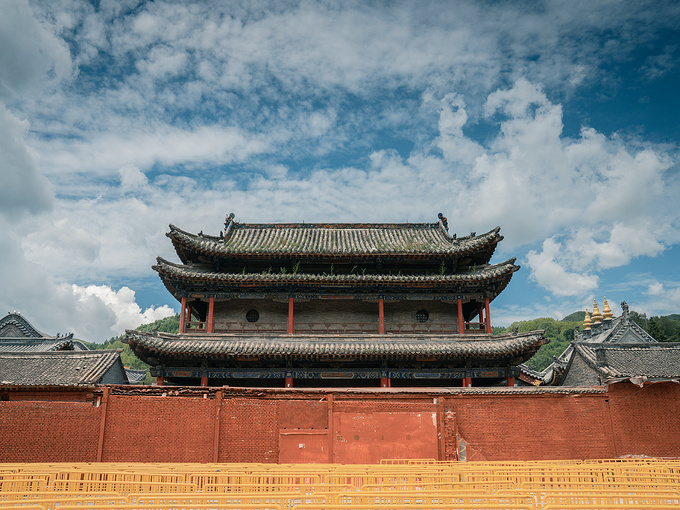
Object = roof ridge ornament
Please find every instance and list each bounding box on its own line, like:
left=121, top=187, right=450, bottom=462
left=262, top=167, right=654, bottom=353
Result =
left=583, top=309, right=592, bottom=330
left=602, top=297, right=613, bottom=321
left=592, top=299, right=603, bottom=324
left=437, top=212, right=449, bottom=232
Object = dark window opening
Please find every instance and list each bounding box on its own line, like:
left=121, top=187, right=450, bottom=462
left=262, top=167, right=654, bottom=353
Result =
left=416, top=310, right=429, bottom=323
left=246, top=310, right=260, bottom=322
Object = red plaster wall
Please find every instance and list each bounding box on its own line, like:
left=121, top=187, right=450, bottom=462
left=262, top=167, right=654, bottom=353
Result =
left=1, top=384, right=678, bottom=464
left=332, top=400, right=439, bottom=463
left=0, top=401, right=100, bottom=462
left=608, top=382, right=680, bottom=458
left=445, top=392, right=617, bottom=461
left=218, top=398, right=279, bottom=463
left=102, top=395, right=214, bottom=462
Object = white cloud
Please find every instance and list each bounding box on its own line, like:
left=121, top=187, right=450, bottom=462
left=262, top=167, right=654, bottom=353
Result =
left=639, top=281, right=680, bottom=315
left=526, top=238, right=599, bottom=296
left=0, top=0, right=72, bottom=99
left=0, top=105, right=53, bottom=217
left=69, top=284, right=174, bottom=338
left=0, top=223, right=172, bottom=342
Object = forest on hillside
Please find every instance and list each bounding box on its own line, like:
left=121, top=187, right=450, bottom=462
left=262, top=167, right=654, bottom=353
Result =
left=87, top=310, right=680, bottom=382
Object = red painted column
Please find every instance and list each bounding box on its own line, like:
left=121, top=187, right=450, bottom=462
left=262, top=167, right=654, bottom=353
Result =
left=187, top=305, right=193, bottom=331
left=96, top=387, right=110, bottom=462
left=485, top=297, right=491, bottom=334
left=201, top=375, right=208, bottom=387
left=207, top=297, right=215, bottom=333
left=507, top=377, right=515, bottom=387
left=285, top=377, right=293, bottom=388
left=380, top=377, right=391, bottom=388
left=179, top=297, right=187, bottom=333
left=288, top=297, right=294, bottom=334
left=462, top=377, right=472, bottom=387
left=156, top=376, right=164, bottom=386
left=457, top=298, right=464, bottom=334
left=378, top=298, right=385, bottom=334
left=479, top=304, right=484, bottom=331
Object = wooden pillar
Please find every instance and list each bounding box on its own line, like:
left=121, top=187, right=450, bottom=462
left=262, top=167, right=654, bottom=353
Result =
left=462, top=377, right=472, bottom=387
left=285, top=377, right=293, bottom=388
left=380, top=377, right=391, bottom=388
left=96, top=387, right=110, bottom=462
left=457, top=298, right=464, bottom=334
left=179, top=297, right=187, bottom=333
left=485, top=297, right=491, bottom=334
left=213, top=389, right=223, bottom=462
left=186, top=304, right=193, bottom=331
left=507, top=377, right=515, bottom=387
left=201, top=375, right=209, bottom=387
left=378, top=298, right=385, bottom=334
left=156, top=376, right=164, bottom=386
left=478, top=304, right=484, bottom=330
left=207, top=297, right=214, bottom=333
left=288, top=297, right=294, bottom=334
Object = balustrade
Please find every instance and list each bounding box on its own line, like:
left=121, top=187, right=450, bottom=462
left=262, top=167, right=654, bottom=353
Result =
left=184, top=320, right=488, bottom=335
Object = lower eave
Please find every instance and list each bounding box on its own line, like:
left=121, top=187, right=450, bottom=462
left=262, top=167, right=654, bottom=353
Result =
left=125, top=330, right=546, bottom=366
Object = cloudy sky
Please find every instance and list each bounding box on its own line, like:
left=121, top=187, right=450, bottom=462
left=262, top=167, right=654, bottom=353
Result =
left=1, top=0, right=679, bottom=342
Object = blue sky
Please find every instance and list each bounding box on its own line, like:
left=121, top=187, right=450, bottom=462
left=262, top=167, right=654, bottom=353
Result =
left=1, top=0, right=679, bottom=341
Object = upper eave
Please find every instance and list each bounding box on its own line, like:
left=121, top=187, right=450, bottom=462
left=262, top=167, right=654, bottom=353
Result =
left=153, top=256, right=519, bottom=296
left=125, top=330, right=546, bottom=362
left=167, top=220, right=503, bottom=264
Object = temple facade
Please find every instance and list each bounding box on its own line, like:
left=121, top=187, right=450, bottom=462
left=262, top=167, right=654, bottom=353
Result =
left=126, top=213, right=546, bottom=387
left=519, top=299, right=680, bottom=386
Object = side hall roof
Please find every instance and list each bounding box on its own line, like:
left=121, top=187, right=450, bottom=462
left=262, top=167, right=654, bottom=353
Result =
left=125, top=330, right=546, bottom=363
left=0, top=350, right=128, bottom=386
left=168, top=213, right=503, bottom=262
left=0, top=312, right=69, bottom=340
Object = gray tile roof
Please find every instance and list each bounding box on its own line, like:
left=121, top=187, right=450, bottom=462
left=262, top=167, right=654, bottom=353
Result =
left=575, top=343, right=680, bottom=380
left=0, top=338, right=76, bottom=353
left=125, top=330, right=546, bottom=361
left=575, top=313, right=657, bottom=344
left=0, top=312, right=68, bottom=340
left=154, top=256, right=519, bottom=287
left=0, top=351, right=127, bottom=386
left=124, top=368, right=148, bottom=384
left=168, top=216, right=503, bottom=260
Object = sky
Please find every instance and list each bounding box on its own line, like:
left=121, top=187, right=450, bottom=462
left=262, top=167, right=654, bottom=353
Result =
left=1, top=0, right=679, bottom=342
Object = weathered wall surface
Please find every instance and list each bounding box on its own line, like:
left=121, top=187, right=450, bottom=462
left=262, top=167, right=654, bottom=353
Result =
left=0, top=383, right=678, bottom=464
left=0, top=400, right=100, bottom=462
left=608, top=382, right=680, bottom=458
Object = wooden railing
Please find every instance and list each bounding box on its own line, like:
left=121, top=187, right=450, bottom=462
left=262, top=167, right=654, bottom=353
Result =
left=184, top=321, right=488, bottom=335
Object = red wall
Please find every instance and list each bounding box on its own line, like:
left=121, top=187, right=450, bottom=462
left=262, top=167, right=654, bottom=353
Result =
left=608, top=382, right=680, bottom=458
left=0, top=383, right=678, bottom=464
left=0, top=401, right=100, bottom=462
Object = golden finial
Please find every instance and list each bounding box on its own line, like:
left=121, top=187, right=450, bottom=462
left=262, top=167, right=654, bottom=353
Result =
left=603, top=297, right=613, bottom=321
left=583, top=308, right=592, bottom=330
left=592, top=299, right=603, bottom=323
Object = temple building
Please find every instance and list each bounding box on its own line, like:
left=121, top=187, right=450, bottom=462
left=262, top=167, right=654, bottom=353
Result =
left=125, top=213, right=546, bottom=387
left=0, top=312, right=88, bottom=352
left=519, top=299, right=680, bottom=386
left=0, top=312, right=135, bottom=386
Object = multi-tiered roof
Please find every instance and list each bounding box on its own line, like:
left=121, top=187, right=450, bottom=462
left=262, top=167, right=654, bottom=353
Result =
left=155, top=213, right=518, bottom=306
left=127, top=213, right=545, bottom=387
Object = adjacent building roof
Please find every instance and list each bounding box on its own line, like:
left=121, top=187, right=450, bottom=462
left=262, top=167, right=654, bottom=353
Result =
left=125, top=329, right=546, bottom=364
left=0, top=351, right=129, bottom=386
left=0, top=312, right=87, bottom=352
left=561, top=343, right=680, bottom=386
left=168, top=213, right=502, bottom=263
left=124, top=368, right=148, bottom=384
left=520, top=302, right=673, bottom=387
